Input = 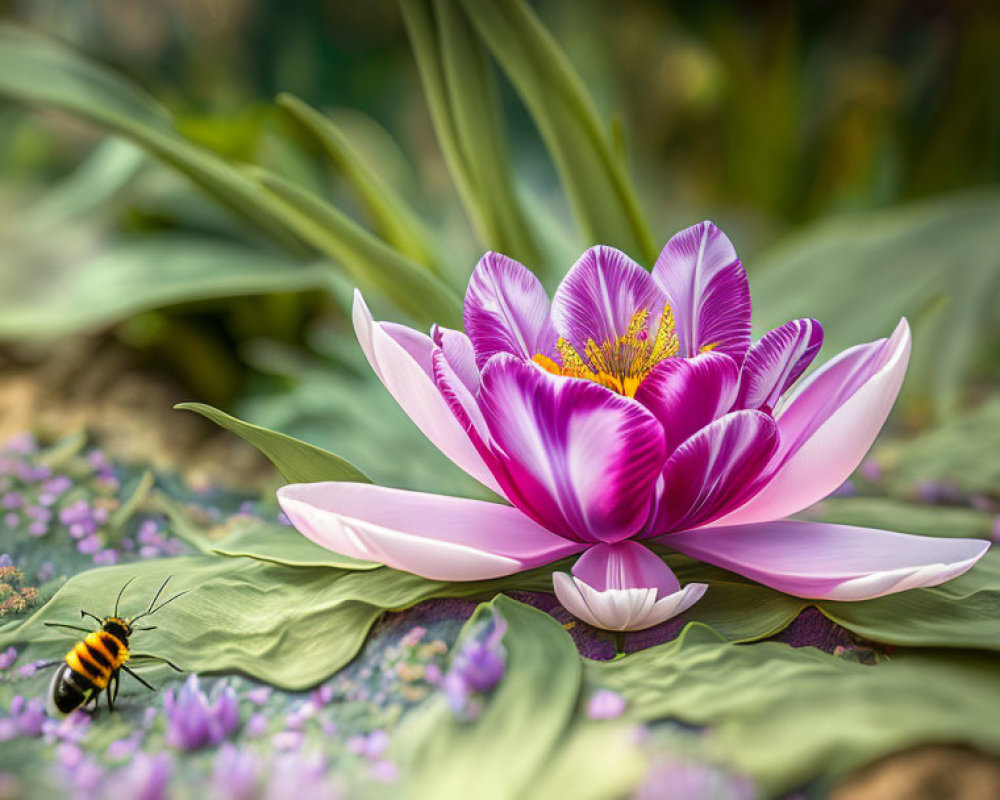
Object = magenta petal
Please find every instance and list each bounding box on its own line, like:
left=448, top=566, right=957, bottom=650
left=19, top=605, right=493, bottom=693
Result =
left=736, top=318, right=823, bottom=411
left=277, top=483, right=584, bottom=581
left=634, top=352, right=739, bottom=452
left=649, top=410, right=778, bottom=535
left=477, top=356, right=667, bottom=543
left=431, top=325, right=480, bottom=393
left=353, top=291, right=502, bottom=494
left=712, top=319, right=910, bottom=527
left=652, top=221, right=751, bottom=359
left=572, top=541, right=680, bottom=594
left=550, top=246, right=666, bottom=356
left=553, top=541, right=706, bottom=631
left=663, top=521, right=990, bottom=600
left=464, top=252, right=557, bottom=367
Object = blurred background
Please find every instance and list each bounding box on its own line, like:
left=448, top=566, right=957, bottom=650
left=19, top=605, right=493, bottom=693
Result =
left=0, top=0, right=998, bottom=498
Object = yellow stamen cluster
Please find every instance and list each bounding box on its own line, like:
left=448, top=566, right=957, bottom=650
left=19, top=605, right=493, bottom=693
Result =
left=533, top=305, right=680, bottom=397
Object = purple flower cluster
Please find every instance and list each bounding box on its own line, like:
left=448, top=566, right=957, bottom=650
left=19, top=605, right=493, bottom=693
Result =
left=437, top=609, right=508, bottom=720
left=632, top=757, right=756, bottom=800
left=0, top=695, right=47, bottom=741
left=163, top=675, right=240, bottom=751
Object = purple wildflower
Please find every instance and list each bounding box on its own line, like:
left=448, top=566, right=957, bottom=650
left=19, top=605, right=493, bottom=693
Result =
left=28, top=521, right=48, bottom=537
left=212, top=744, right=260, bottom=800
left=245, top=685, right=273, bottom=706
left=587, top=689, right=627, bottom=720
left=104, top=752, right=172, bottom=800
left=441, top=608, right=508, bottom=720
left=77, top=534, right=102, bottom=554
left=370, top=760, right=400, bottom=783
left=2, top=493, right=23, bottom=510
left=272, top=730, right=305, bottom=751
left=632, top=757, right=756, bottom=800
left=163, top=675, right=239, bottom=751
left=0, top=554, right=11, bottom=568
left=244, top=712, right=269, bottom=739
left=93, top=549, right=119, bottom=566
left=0, top=646, right=17, bottom=671
left=2, top=513, right=16, bottom=528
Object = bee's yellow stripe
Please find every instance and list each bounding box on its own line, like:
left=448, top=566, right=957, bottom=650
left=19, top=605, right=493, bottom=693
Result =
left=66, top=642, right=111, bottom=689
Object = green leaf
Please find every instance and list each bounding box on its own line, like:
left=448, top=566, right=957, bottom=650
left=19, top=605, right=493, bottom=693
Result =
left=399, top=0, right=542, bottom=266
left=250, top=167, right=463, bottom=328
left=175, top=402, right=372, bottom=485
left=1, top=558, right=567, bottom=690
left=212, top=520, right=380, bottom=571
left=0, top=236, right=331, bottom=339
left=459, top=0, right=656, bottom=263
left=589, top=624, right=1000, bottom=794
left=277, top=93, right=439, bottom=271
left=751, top=189, right=1000, bottom=416
left=818, top=549, right=1000, bottom=651
left=393, top=595, right=603, bottom=798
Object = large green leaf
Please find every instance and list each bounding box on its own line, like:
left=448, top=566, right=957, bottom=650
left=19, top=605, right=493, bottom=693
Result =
left=392, top=596, right=638, bottom=799
left=277, top=93, right=438, bottom=271
left=751, top=189, right=1000, bottom=415
left=589, top=624, right=1000, bottom=794
left=0, top=558, right=561, bottom=690
left=0, top=236, right=331, bottom=339
left=459, top=0, right=656, bottom=263
left=175, top=402, right=372, bottom=484
left=399, top=0, right=542, bottom=266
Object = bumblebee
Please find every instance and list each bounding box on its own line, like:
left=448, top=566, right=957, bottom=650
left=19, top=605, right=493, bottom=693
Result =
left=40, top=576, right=185, bottom=715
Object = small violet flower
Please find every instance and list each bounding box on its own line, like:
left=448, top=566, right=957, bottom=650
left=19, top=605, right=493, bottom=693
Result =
left=587, top=689, right=627, bottom=720
left=163, top=675, right=239, bottom=750
left=441, top=609, right=507, bottom=720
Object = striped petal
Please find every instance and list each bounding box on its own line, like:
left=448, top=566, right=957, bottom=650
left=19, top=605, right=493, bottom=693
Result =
left=277, top=482, right=583, bottom=581
left=648, top=410, right=778, bottom=535
left=431, top=324, right=480, bottom=394
left=550, top=246, right=666, bottom=357
left=710, top=319, right=910, bottom=527
left=353, top=291, right=502, bottom=495
left=652, top=221, right=751, bottom=359
left=634, top=352, right=739, bottom=453
left=477, top=356, right=666, bottom=543
left=663, top=520, right=989, bottom=600
left=464, top=251, right=557, bottom=367
left=736, top=318, right=823, bottom=412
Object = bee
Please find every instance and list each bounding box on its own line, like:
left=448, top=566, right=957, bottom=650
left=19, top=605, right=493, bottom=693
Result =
left=38, top=576, right=186, bottom=715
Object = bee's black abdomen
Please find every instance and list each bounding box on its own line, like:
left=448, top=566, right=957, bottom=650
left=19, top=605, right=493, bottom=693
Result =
left=48, top=663, right=94, bottom=715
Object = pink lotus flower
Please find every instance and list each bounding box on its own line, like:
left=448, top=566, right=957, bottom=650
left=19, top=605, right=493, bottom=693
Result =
left=278, top=222, right=989, bottom=631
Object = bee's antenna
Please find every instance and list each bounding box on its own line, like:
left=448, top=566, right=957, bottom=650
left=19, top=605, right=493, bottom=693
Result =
left=114, top=576, right=139, bottom=617
left=130, top=577, right=188, bottom=622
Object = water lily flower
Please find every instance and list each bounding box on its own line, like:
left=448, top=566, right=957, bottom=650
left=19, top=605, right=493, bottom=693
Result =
left=277, top=222, right=989, bottom=631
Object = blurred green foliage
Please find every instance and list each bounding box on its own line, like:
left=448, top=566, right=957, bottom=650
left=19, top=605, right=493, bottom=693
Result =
left=0, top=0, right=998, bottom=464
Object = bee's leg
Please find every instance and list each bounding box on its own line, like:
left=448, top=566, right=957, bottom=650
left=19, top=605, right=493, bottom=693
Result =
left=44, top=622, right=93, bottom=634
left=112, top=671, right=121, bottom=705
left=106, top=684, right=114, bottom=713
left=122, top=665, right=157, bottom=692
left=31, top=660, right=62, bottom=671
left=129, top=653, right=182, bottom=672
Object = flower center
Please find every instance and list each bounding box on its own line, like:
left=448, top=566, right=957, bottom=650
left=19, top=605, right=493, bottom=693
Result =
left=533, top=305, right=683, bottom=396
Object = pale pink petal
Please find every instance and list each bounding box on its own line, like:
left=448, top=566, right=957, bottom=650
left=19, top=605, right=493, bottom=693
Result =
left=431, top=324, right=480, bottom=393
left=353, top=291, right=503, bottom=494
left=652, top=221, right=751, bottom=359
left=553, top=542, right=707, bottom=631
left=710, top=319, right=910, bottom=527
left=550, top=246, right=666, bottom=357
left=633, top=352, right=739, bottom=452
left=478, top=356, right=666, bottom=543
left=736, top=318, right=823, bottom=412
left=277, top=482, right=583, bottom=581
left=648, top=410, right=778, bottom=535
left=464, top=252, right=557, bottom=367
left=662, top=520, right=989, bottom=600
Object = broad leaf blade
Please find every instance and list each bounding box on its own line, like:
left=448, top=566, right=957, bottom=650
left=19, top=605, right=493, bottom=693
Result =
left=175, top=402, right=372, bottom=485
